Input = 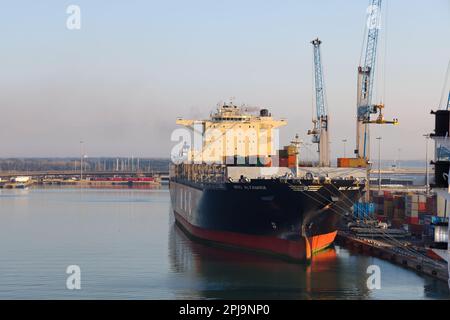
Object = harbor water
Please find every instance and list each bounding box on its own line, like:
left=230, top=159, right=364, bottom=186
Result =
left=0, top=187, right=449, bottom=300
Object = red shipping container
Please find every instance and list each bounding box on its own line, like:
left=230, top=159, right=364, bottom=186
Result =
left=418, top=202, right=426, bottom=212
left=409, top=224, right=424, bottom=236
left=391, top=219, right=404, bottom=228
left=407, top=217, right=419, bottom=225
left=287, top=155, right=297, bottom=167
left=383, top=191, right=393, bottom=200
left=279, top=158, right=288, bottom=167
left=426, top=197, right=437, bottom=214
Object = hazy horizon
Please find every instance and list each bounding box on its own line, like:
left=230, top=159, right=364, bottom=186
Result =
left=1, top=0, right=449, bottom=160
left=0, top=156, right=433, bottom=165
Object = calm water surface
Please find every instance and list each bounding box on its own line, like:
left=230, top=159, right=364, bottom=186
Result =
left=0, top=187, right=448, bottom=299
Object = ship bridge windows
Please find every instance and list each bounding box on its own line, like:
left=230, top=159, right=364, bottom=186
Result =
left=213, top=116, right=252, bottom=122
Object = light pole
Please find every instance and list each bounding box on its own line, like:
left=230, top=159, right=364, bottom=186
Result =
left=397, top=148, right=402, bottom=170
left=423, top=134, right=430, bottom=194
left=342, top=139, right=347, bottom=158
left=376, top=137, right=382, bottom=192
left=80, top=140, right=84, bottom=181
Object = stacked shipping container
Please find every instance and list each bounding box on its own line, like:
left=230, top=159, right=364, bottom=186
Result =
left=353, top=203, right=375, bottom=219
left=405, top=194, right=419, bottom=225
left=383, top=192, right=394, bottom=220
left=437, top=196, right=450, bottom=217
left=370, top=191, right=446, bottom=239
left=372, top=192, right=385, bottom=219
left=277, top=146, right=297, bottom=168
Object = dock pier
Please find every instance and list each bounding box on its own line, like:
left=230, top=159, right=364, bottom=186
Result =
left=336, top=231, right=448, bottom=283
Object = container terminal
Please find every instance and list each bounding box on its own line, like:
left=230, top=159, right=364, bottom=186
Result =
left=0, top=0, right=448, bottom=285
left=166, top=0, right=449, bottom=283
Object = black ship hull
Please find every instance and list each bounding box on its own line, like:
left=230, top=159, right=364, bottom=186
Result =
left=169, top=178, right=364, bottom=261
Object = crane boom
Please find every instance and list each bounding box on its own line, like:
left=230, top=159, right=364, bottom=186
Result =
left=308, top=38, right=330, bottom=167
left=355, top=0, right=398, bottom=162
left=312, top=38, right=326, bottom=122
left=360, top=0, right=381, bottom=109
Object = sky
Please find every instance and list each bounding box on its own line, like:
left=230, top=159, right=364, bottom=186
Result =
left=0, top=0, right=449, bottom=160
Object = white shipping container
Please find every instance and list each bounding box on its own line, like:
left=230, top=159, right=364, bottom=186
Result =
left=434, top=225, right=449, bottom=243
left=437, top=196, right=450, bottom=218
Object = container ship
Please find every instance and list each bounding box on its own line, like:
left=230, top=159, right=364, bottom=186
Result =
left=169, top=104, right=365, bottom=261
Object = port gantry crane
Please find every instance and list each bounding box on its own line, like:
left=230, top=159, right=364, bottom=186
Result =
left=353, top=0, right=398, bottom=167
left=308, top=38, right=330, bottom=167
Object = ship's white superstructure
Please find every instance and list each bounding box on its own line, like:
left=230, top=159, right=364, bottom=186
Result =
left=176, top=104, right=286, bottom=165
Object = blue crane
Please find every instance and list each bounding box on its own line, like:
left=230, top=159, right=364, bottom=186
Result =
left=355, top=0, right=398, bottom=162
left=447, top=91, right=450, bottom=110
left=308, top=38, right=330, bottom=167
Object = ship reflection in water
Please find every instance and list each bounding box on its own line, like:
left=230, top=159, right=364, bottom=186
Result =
left=168, top=222, right=450, bottom=300
left=168, top=224, right=363, bottom=299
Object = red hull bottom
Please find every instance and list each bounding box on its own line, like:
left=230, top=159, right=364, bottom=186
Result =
left=174, top=211, right=337, bottom=261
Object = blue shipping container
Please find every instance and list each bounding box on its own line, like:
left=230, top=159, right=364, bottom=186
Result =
left=354, top=203, right=375, bottom=219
